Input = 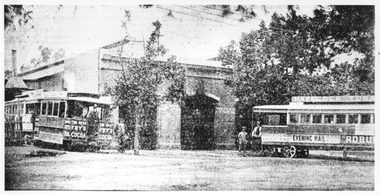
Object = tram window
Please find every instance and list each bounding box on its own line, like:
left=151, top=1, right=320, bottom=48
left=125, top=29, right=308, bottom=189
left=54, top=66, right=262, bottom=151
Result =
left=41, top=102, right=47, bottom=115
left=26, top=104, right=36, bottom=114
left=360, top=114, right=371, bottom=124
left=59, top=102, right=66, bottom=117
left=312, top=114, right=322, bottom=124
left=264, top=114, right=287, bottom=126
left=301, top=114, right=310, bottom=124
left=53, top=102, right=59, bottom=116
left=102, top=108, right=111, bottom=121
left=348, top=114, right=358, bottom=124
left=324, top=114, right=334, bottom=124
left=20, top=104, right=24, bottom=115
left=289, top=114, right=298, bottom=124
left=336, top=114, right=346, bottom=124
left=47, top=102, right=53, bottom=116
left=66, top=101, right=85, bottom=118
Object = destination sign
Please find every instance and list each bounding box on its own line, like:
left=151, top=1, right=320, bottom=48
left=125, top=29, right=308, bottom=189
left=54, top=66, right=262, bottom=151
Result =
left=291, top=96, right=375, bottom=103
left=263, top=133, right=341, bottom=144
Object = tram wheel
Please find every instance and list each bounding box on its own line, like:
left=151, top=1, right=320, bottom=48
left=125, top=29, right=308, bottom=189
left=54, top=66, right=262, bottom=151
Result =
left=284, top=145, right=297, bottom=158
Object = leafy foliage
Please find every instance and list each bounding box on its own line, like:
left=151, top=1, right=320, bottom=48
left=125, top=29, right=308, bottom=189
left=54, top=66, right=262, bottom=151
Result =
left=111, top=21, right=186, bottom=149
left=21, top=46, right=66, bottom=72
left=4, top=5, right=33, bottom=29
left=219, top=5, right=374, bottom=123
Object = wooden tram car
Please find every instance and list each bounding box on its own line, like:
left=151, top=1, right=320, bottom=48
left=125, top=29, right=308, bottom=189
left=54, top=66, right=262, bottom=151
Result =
left=4, top=90, right=116, bottom=151
left=253, top=96, right=375, bottom=158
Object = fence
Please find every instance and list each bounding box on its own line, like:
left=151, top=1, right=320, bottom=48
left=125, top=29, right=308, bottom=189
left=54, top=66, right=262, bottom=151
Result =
left=5, top=116, right=24, bottom=146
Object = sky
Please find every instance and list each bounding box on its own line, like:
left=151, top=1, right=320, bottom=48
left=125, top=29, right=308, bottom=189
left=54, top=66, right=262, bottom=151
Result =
left=4, top=4, right=320, bottom=72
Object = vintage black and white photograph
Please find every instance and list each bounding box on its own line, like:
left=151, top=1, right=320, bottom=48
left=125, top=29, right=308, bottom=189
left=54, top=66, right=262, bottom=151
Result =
left=3, top=0, right=378, bottom=191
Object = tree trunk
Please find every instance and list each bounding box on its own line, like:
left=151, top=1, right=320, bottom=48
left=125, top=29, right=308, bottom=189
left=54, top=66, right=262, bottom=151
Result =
left=134, top=104, right=140, bottom=155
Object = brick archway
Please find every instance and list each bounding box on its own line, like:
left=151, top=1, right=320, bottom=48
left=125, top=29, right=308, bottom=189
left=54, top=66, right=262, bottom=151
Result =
left=180, top=93, right=219, bottom=150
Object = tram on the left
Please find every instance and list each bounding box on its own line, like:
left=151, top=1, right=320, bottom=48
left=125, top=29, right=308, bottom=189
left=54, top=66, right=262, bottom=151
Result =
left=4, top=90, right=116, bottom=151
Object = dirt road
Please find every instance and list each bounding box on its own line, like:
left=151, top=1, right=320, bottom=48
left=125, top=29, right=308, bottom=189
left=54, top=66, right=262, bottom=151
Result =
left=5, top=146, right=374, bottom=190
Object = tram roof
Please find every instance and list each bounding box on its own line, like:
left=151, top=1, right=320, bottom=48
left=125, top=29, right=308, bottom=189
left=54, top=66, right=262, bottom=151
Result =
left=5, top=93, right=112, bottom=105
left=254, top=104, right=374, bottom=113
left=67, top=97, right=112, bottom=105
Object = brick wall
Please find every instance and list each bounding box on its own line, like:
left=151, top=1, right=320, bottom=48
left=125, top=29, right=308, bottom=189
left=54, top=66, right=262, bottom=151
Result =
left=156, top=102, right=181, bottom=149
left=99, top=58, right=237, bottom=149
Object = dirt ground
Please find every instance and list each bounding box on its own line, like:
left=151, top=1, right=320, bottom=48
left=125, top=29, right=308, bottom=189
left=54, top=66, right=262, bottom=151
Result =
left=4, top=145, right=375, bottom=191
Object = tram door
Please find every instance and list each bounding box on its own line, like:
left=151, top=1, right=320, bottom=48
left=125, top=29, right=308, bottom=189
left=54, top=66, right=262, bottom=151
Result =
left=181, top=94, right=217, bottom=150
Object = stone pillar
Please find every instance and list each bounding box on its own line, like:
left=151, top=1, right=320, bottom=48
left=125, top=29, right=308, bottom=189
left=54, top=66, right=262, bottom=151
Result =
left=156, top=102, right=181, bottom=149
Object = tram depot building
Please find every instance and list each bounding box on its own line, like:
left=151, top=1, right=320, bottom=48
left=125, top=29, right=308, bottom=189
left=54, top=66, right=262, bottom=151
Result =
left=13, top=40, right=237, bottom=150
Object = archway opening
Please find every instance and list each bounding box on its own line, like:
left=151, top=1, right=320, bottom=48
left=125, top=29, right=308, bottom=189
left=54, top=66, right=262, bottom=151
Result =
left=181, top=94, right=218, bottom=150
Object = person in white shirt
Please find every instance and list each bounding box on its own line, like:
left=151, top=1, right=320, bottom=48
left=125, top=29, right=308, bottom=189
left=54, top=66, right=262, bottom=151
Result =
left=238, top=126, right=248, bottom=156
left=252, top=121, right=263, bottom=151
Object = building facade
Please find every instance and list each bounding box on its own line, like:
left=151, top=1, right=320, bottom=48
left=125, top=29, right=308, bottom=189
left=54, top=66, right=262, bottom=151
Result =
left=17, top=41, right=237, bottom=149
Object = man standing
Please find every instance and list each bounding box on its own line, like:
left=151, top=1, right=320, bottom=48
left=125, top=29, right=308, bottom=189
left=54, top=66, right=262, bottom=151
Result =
left=252, top=121, right=263, bottom=152
left=238, top=126, right=248, bottom=156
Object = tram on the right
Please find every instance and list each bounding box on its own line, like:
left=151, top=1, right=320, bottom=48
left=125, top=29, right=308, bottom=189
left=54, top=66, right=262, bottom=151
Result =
left=253, top=96, right=375, bottom=158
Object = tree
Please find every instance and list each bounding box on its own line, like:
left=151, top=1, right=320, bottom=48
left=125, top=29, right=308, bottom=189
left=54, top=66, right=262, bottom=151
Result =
left=29, top=46, right=66, bottom=69
left=111, top=21, right=186, bottom=154
left=4, top=5, right=33, bottom=29
left=311, top=6, right=375, bottom=95
left=219, top=5, right=374, bottom=123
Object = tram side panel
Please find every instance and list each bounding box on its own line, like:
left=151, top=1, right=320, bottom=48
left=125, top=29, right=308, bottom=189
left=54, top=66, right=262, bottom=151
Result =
left=37, top=116, right=65, bottom=145
left=36, top=116, right=115, bottom=148
left=261, top=123, right=374, bottom=150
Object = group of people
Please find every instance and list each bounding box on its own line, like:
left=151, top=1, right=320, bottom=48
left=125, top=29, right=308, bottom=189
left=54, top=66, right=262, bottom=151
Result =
left=238, top=120, right=263, bottom=156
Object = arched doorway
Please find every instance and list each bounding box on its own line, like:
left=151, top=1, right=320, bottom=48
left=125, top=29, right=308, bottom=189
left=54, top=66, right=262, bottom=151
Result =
left=181, top=93, right=218, bottom=150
